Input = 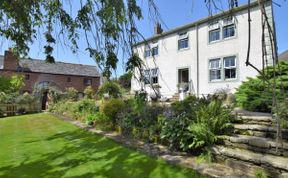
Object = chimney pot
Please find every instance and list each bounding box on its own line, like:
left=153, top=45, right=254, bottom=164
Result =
left=154, top=23, right=163, bottom=35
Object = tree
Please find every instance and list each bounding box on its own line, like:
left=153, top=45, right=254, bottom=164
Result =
left=0, top=75, right=24, bottom=93
left=0, top=0, right=240, bottom=79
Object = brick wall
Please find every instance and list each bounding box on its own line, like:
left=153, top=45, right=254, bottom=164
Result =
left=3, top=50, right=18, bottom=70
left=0, top=70, right=100, bottom=93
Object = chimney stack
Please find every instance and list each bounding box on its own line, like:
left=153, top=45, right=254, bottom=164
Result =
left=154, top=22, right=163, bottom=35
left=3, top=49, right=18, bottom=70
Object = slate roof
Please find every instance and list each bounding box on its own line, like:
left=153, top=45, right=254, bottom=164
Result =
left=279, top=50, right=288, bottom=61
left=0, top=56, right=100, bottom=77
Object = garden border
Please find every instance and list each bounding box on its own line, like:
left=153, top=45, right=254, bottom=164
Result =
left=51, top=112, right=246, bottom=178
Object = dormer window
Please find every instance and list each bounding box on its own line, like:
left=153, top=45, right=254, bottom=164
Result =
left=178, top=32, right=189, bottom=50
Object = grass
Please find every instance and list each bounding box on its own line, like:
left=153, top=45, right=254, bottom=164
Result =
left=0, top=113, right=201, bottom=178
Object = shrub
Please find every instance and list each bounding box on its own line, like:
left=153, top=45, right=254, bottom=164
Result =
left=75, top=98, right=98, bottom=114
left=0, top=75, right=24, bottom=94
left=0, top=92, right=19, bottom=104
left=84, top=86, right=94, bottom=99
left=86, top=112, right=113, bottom=130
left=236, top=61, right=288, bottom=112
left=161, top=96, right=232, bottom=151
left=188, top=100, right=232, bottom=149
left=0, top=108, right=3, bottom=118
left=64, top=87, right=78, bottom=101
left=97, top=81, right=122, bottom=98
left=274, top=99, right=288, bottom=129
left=116, top=98, right=164, bottom=142
left=100, top=98, right=125, bottom=124
left=161, top=114, right=193, bottom=151
left=16, top=92, right=34, bottom=104
left=48, top=89, right=63, bottom=103
left=118, top=72, right=132, bottom=89
left=0, top=76, right=11, bottom=93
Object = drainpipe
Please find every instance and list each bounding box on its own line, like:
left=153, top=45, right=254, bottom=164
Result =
left=196, top=24, right=200, bottom=97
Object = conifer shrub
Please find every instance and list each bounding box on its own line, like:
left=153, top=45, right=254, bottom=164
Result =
left=235, top=61, right=288, bottom=112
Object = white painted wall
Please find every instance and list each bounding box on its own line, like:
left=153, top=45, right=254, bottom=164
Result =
left=131, top=2, right=274, bottom=99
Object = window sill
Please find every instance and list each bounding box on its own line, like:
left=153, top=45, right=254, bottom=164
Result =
left=208, top=78, right=238, bottom=83
left=178, top=47, right=190, bottom=52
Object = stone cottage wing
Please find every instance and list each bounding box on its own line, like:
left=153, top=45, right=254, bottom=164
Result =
left=18, top=59, right=100, bottom=77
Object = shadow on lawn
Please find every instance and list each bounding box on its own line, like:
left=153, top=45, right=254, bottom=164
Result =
left=0, top=129, right=199, bottom=178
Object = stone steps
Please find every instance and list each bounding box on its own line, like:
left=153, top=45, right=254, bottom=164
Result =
left=234, top=124, right=288, bottom=140
left=233, top=115, right=275, bottom=125
left=218, top=135, right=288, bottom=157
left=170, top=93, right=180, bottom=102
left=211, top=146, right=288, bottom=177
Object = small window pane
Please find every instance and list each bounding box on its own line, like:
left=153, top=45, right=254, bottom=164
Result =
left=224, top=57, right=236, bottom=67
left=223, top=25, right=235, bottom=39
left=178, top=38, right=189, bottom=50
left=209, top=59, right=221, bottom=69
left=223, top=17, right=233, bottom=26
left=210, top=70, right=221, bottom=81
left=209, top=29, right=220, bottom=42
left=144, top=50, right=150, bottom=58
left=152, top=77, right=158, bottom=84
left=144, top=70, right=151, bottom=84
left=152, top=47, right=158, bottom=56
left=151, top=68, right=158, bottom=76
left=225, top=68, right=236, bottom=79
left=84, top=79, right=92, bottom=86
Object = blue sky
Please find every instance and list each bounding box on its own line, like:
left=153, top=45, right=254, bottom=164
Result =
left=0, top=0, right=287, bottom=76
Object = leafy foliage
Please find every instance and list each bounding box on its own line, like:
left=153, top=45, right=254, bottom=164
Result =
left=100, top=98, right=125, bottom=124
left=97, top=81, right=122, bottom=98
left=161, top=114, right=193, bottom=151
left=188, top=101, right=232, bottom=149
left=64, top=87, right=78, bottom=101
left=0, top=75, right=24, bottom=93
left=84, top=86, right=94, bottom=99
left=274, top=99, right=288, bottom=129
left=0, top=0, right=144, bottom=79
left=235, top=61, right=288, bottom=112
left=161, top=96, right=232, bottom=151
left=118, top=72, right=133, bottom=89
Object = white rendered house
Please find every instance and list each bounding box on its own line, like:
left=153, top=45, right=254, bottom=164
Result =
left=131, top=1, right=276, bottom=99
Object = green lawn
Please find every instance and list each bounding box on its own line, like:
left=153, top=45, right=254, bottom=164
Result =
left=0, top=113, right=201, bottom=178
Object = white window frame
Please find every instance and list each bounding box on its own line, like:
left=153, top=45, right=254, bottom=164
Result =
left=223, top=56, right=237, bottom=80
left=209, top=56, right=237, bottom=82
left=178, top=32, right=189, bottom=50
left=208, top=16, right=236, bottom=43
left=144, top=45, right=151, bottom=58
left=151, top=42, right=159, bottom=56
left=143, top=68, right=159, bottom=84
left=223, top=24, right=236, bottom=39
left=209, top=58, right=222, bottom=81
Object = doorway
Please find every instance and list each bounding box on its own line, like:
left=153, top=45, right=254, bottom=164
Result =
left=41, top=91, right=49, bottom=110
left=178, top=68, right=189, bottom=92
